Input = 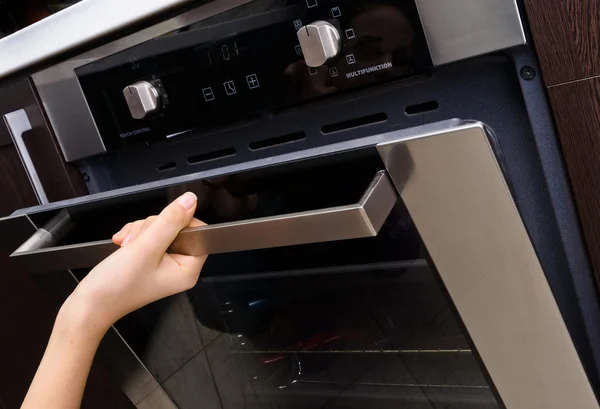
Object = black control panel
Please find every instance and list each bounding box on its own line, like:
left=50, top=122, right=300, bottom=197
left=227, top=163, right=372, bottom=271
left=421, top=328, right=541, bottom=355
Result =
left=76, top=0, right=431, bottom=151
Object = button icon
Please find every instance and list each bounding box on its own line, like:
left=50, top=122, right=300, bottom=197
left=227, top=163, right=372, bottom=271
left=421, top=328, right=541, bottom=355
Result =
left=329, top=67, right=339, bottom=77
left=246, top=74, right=260, bottom=89
left=331, top=6, right=341, bottom=17
left=223, top=81, right=237, bottom=95
left=345, top=28, right=355, bottom=39
left=293, top=19, right=303, bottom=30
left=346, top=53, right=356, bottom=65
left=308, top=67, right=319, bottom=75
left=221, top=45, right=231, bottom=61
left=306, top=0, right=318, bottom=8
left=202, top=87, right=215, bottom=101
left=130, top=57, right=140, bottom=69
left=295, top=45, right=303, bottom=55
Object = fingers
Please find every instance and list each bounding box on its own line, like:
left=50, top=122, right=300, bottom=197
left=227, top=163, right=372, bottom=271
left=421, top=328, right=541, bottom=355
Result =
left=137, top=192, right=198, bottom=255
left=112, top=216, right=158, bottom=246
left=112, top=222, right=132, bottom=245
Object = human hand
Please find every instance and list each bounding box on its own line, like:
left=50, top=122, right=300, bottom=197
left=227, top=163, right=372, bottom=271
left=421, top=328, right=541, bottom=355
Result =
left=60, top=192, right=207, bottom=338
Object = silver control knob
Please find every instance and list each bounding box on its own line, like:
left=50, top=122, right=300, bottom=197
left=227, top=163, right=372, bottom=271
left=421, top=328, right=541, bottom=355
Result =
left=123, top=81, right=160, bottom=120
left=297, top=21, right=341, bottom=67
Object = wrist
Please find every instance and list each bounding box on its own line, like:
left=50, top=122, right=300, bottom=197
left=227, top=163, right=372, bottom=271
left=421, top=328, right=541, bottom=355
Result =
left=56, top=293, right=111, bottom=344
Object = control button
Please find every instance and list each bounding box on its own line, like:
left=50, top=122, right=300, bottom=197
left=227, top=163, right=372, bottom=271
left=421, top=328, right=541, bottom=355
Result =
left=308, top=67, right=319, bottom=75
left=297, top=21, right=341, bottom=67
left=346, top=53, right=356, bottom=65
left=202, top=87, right=215, bottom=101
left=329, top=67, right=339, bottom=77
left=331, top=6, right=341, bottom=18
left=223, top=80, right=237, bottom=95
left=123, top=81, right=160, bottom=120
left=306, top=0, right=318, bottom=8
left=293, top=19, right=303, bottom=30
left=246, top=74, right=260, bottom=89
left=345, top=28, right=355, bottom=39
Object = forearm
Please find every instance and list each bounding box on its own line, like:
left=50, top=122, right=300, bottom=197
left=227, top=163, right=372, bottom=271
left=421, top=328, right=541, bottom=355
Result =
left=21, top=296, right=107, bottom=409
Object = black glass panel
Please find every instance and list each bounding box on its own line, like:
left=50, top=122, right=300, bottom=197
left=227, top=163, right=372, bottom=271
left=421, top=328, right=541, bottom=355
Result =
left=182, top=263, right=500, bottom=409
left=75, top=0, right=432, bottom=151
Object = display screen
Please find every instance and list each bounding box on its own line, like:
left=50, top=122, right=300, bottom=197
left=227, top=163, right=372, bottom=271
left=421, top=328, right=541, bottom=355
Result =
left=76, top=0, right=431, bottom=150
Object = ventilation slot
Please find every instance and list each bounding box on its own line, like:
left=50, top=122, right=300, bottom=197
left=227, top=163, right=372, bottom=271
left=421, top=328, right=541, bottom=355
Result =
left=249, top=132, right=306, bottom=151
left=187, top=147, right=236, bottom=165
left=405, top=100, right=439, bottom=115
left=321, top=113, right=387, bottom=134
left=156, top=161, right=176, bottom=172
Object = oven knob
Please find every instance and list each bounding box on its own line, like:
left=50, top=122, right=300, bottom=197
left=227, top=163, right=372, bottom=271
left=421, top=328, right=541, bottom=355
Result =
left=123, top=81, right=160, bottom=120
left=297, top=21, right=341, bottom=67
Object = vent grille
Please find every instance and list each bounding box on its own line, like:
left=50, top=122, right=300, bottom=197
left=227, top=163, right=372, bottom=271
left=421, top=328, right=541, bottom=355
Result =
left=321, top=113, right=388, bottom=134
left=249, top=132, right=306, bottom=151
left=187, top=147, right=236, bottom=165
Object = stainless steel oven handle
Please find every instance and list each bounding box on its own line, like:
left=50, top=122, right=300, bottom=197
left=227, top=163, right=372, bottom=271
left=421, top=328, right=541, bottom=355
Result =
left=11, top=170, right=398, bottom=272
left=4, top=109, right=49, bottom=204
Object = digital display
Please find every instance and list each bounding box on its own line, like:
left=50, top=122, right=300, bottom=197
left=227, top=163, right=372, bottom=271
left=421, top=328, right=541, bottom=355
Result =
left=76, top=0, right=432, bottom=151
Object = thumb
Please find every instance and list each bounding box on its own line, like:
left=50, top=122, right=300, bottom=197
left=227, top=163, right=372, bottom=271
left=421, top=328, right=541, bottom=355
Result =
left=138, top=192, right=197, bottom=255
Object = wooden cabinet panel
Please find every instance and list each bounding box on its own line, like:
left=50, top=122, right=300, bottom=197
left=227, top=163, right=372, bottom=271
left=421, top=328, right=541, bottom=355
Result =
left=548, top=78, right=600, bottom=288
left=0, top=144, right=38, bottom=216
left=524, top=0, right=600, bottom=86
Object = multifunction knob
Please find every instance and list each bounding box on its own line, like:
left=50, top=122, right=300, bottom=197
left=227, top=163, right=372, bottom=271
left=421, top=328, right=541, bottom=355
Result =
left=297, top=21, right=341, bottom=67
left=123, top=81, right=160, bottom=120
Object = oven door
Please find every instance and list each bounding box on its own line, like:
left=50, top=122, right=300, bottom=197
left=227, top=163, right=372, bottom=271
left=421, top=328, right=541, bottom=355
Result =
left=0, top=121, right=597, bottom=409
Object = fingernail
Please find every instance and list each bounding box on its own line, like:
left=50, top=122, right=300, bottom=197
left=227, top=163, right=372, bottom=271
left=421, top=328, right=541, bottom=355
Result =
left=113, top=227, right=125, bottom=238
left=121, top=234, right=132, bottom=247
left=177, top=192, right=197, bottom=210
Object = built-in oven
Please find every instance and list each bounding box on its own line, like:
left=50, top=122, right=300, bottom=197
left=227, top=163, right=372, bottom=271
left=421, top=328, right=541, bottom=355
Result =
left=2, top=1, right=600, bottom=409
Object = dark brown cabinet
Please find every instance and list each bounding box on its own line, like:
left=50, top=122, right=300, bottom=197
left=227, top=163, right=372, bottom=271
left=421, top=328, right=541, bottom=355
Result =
left=525, top=0, right=600, bottom=86
left=524, top=0, right=600, bottom=292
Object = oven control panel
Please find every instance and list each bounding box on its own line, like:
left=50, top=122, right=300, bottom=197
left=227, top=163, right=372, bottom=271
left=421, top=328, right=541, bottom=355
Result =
left=75, top=0, right=431, bottom=151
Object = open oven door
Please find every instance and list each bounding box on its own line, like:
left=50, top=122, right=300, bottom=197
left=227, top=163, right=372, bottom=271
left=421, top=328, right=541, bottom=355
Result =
left=0, top=121, right=598, bottom=409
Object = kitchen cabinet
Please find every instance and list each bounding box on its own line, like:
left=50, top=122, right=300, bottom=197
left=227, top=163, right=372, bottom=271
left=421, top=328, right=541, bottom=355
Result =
left=525, top=0, right=600, bottom=292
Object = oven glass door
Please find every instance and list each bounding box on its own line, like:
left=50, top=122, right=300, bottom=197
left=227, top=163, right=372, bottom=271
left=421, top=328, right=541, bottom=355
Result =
left=190, top=255, right=497, bottom=409
left=2, top=122, right=597, bottom=409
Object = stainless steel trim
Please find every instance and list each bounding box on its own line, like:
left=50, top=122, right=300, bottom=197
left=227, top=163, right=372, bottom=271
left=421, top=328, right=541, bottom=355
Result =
left=0, top=0, right=195, bottom=79
left=3, top=109, right=49, bottom=204
left=377, top=123, right=600, bottom=409
left=31, top=0, right=253, bottom=162
left=414, top=0, right=526, bottom=66
left=10, top=171, right=398, bottom=272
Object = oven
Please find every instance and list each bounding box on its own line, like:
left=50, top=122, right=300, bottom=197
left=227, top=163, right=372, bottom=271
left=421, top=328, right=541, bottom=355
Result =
left=1, top=1, right=600, bottom=409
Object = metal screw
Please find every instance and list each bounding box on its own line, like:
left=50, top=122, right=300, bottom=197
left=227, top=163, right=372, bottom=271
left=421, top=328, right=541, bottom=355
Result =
left=82, top=172, right=90, bottom=182
left=520, top=66, right=535, bottom=80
